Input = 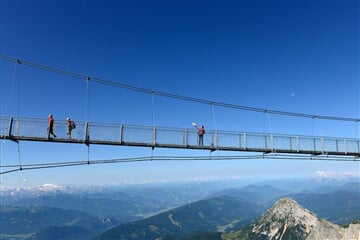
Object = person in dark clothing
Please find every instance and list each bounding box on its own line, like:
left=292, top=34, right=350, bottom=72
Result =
left=48, top=114, right=56, bottom=138
left=66, top=117, right=72, bottom=139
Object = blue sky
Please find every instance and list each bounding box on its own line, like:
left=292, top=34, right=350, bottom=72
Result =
left=0, top=0, right=359, bottom=187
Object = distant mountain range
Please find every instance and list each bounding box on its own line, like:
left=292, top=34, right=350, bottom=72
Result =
left=0, top=185, right=206, bottom=223
left=95, top=197, right=360, bottom=240
left=0, top=206, right=119, bottom=240
left=95, top=196, right=261, bottom=240
left=1, top=177, right=359, bottom=240
left=291, top=190, right=360, bottom=224
left=207, top=184, right=288, bottom=207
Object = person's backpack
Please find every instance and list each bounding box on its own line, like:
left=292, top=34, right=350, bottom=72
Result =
left=71, top=121, right=76, bottom=129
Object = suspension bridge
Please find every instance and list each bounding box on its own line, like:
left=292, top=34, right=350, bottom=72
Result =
left=0, top=54, right=359, bottom=175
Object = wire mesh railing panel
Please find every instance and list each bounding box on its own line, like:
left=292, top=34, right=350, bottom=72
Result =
left=155, top=127, right=185, bottom=146
left=88, top=123, right=121, bottom=142
left=323, top=138, right=337, bottom=153
left=67, top=122, right=86, bottom=141
left=346, top=139, right=358, bottom=154
left=336, top=140, right=347, bottom=154
left=313, top=138, right=323, bottom=152
left=0, top=116, right=11, bottom=135
left=202, top=132, right=214, bottom=147
left=51, top=121, right=68, bottom=139
left=273, top=135, right=291, bottom=151
left=122, top=125, right=153, bottom=144
left=298, top=137, right=314, bottom=152
left=288, top=137, right=297, bottom=151
left=12, top=118, right=48, bottom=138
left=186, top=131, right=201, bottom=146
left=246, top=133, right=266, bottom=150
left=217, top=132, right=242, bottom=148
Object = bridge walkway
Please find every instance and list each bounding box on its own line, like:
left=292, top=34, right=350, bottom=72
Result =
left=1, top=116, right=359, bottom=157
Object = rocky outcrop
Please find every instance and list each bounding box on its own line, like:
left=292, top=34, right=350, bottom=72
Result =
left=228, top=197, right=360, bottom=240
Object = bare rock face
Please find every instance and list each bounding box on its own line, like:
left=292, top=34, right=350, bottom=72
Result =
left=343, top=224, right=360, bottom=240
left=250, top=197, right=359, bottom=240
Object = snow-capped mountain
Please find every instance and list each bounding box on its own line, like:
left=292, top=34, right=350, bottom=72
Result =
left=0, top=183, right=70, bottom=198
left=314, top=171, right=359, bottom=181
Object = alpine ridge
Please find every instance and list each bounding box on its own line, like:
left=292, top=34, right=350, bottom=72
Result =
left=223, top=197, right=360, bottom=240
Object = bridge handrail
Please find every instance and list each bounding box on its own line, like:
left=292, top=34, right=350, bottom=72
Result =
left=0, top=115, right=359, bottom=156
left=1, top=115, right=359, bottom=139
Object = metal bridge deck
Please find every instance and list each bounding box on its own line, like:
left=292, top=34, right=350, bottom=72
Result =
left=1, top=116, right=359, bottom=158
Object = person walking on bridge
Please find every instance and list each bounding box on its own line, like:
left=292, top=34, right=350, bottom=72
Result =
left=47, top=114, right=56, bottom=138
left=66, top=117, right=73, bottom=139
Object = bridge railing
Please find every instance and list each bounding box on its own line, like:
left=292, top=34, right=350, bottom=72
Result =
left=0, top=116, right=359, bottom=156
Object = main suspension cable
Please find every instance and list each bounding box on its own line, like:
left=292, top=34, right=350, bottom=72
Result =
left=1, top=54, right=358, bottom=123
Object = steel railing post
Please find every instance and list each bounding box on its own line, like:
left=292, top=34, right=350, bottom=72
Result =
left=152, top=127, right=156, bottom=147
left=344, top=139, right=347, bottom=155
left=184, top=129, right=188, bottom=146
left=264, top=134, right=267, bottom=150
left=120, top=124, right=124, bottom=144
left=239, top=134, right=241, bottom=148
left=313, top=138, right=316, bottom=152
left=216, top=131, right=218, bottom=148
left=8, top=117, right=13, bottom=137
left=84, top=122, right=89, bottom=145
left=296, top=136, right=299, bottom=152
left=244, top=133, right=247, bottom=150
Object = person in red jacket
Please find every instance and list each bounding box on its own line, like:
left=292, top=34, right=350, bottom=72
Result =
left=47, top=114, right=57, bottom=138
left=198, top=125, right=205, bottom=146
left=66, top=117, right=72, bottom=139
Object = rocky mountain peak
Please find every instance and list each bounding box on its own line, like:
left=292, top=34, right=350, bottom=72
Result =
left=263, top=197, right=317, bottom=226
left=250, top=197, right=348, bottom=240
